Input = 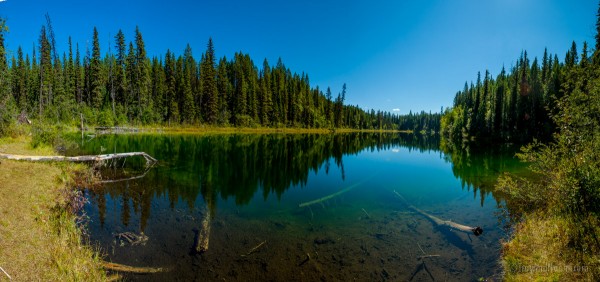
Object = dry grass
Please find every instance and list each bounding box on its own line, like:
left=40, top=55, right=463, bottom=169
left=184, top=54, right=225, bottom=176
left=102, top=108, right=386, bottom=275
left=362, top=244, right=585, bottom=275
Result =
left=0, top=137, right=106, bottom=281
left=502, top=213, right=598, bottom=281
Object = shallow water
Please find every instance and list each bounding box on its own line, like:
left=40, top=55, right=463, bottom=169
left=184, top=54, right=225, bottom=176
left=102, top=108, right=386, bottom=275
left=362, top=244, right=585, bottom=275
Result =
left=73, top=133, right=525, bottom=281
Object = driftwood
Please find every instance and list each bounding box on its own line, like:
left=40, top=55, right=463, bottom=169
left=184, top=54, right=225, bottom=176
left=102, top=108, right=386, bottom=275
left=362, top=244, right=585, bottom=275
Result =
left=299, top=181, right=363, bottom=208
left=361, top=208, right=371, bottom=218
left=99, top=167, right=152, bottom=184
left=241, top=240, right=267, bottom=257
left=0, top=152, right=157, bottom=166
left=102, top=261, right=166, bottom=274
left=393, top=190, right=483, bottom=236
left=95, top=126, right=139, bottom=131
left=298, top=252, right=311, bottom=266
left=115, top=231, right=148, bottom=246
left=194, top=206, right=211, bottom=253
left=106, top=274, right=122, bottom=282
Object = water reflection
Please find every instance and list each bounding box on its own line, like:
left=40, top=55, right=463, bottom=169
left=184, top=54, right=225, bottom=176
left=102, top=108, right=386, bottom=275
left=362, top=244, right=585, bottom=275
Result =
left=73, top=133, right=522, bottom=281
left=79, top=133, right=440, bottom=230
left=440, top=139, right=528, bottom=206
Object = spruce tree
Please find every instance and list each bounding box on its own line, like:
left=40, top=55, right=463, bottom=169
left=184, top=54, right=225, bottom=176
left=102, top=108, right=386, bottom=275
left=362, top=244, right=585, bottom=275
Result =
left=114, top=30, right=126, bottom=105
left=259, top=59, right=273, bottom=125
left=0, top=18, right=16, bottom=135
left=216, top=57, right=231, bottom=124
left=90, top=27, right=103, bottom=109
left=201, top=38, right=218, bottom=124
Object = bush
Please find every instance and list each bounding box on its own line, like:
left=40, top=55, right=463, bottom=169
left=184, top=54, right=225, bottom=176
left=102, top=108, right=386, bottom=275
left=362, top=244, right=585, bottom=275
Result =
left=97, top=109, right=115, bottom=127
left=30, top=123, right=67, bottom=149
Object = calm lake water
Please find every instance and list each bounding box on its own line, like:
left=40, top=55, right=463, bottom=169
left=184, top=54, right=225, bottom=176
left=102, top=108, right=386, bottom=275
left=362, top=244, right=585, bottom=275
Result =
left=72, top=133, right=525, bottom=281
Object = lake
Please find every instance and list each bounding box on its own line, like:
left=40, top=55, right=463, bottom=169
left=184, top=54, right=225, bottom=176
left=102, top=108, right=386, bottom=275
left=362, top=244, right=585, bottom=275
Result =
left=72, top=133, right=525, bottom=281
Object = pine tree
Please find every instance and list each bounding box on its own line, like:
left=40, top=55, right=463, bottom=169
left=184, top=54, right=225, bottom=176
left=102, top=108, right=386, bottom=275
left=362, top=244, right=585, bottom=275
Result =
left=0, top=18, right=16, bottom=135
left=134, top=26, right=150, bottom=118
left=180, top=55, right=195, bottom=123
left=164, top=50, right=179, bottom=124
left=14, top=46, right=27, bottom=110
left=216, top=57, right=231, bottom=124
left=38, top=25, right=52, bottom=116
left=201, top=38, right=218, bottom=124
left=259, top=58, right=273, bottom=125
left=114, top=30, right=126, bottom=106
left=90, top=27, right=104, bottom=109
left=325, top=87, right=332, bottom=123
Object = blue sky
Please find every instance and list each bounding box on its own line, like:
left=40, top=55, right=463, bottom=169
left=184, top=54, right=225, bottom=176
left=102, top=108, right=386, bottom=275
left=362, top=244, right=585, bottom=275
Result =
left=0, top=0, right=597, bottom=114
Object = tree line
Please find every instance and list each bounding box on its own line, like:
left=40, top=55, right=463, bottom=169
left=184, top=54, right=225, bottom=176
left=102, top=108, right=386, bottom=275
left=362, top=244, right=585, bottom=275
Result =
left=0, top=17, right=440, bottom=133
left=441, top=40, right=594, bottom=144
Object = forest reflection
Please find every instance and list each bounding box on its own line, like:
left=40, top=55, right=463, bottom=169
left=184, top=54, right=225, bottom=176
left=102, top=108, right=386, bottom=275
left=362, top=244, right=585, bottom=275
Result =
left=80, top=133, right=522, bottom=231
left=440, top=139, right=528, bottom=207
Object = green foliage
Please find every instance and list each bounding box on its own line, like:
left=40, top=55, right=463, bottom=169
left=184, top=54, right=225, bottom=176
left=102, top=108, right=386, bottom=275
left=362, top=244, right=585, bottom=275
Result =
left=495, top=11, right=600, bottom=278
left=441, top=50, right=559, bottom=145
left=1, top=17, right=441, bottom=130
left=97, top=109, right=115, bottom=127
left=30, top=123, right=66, bottom=148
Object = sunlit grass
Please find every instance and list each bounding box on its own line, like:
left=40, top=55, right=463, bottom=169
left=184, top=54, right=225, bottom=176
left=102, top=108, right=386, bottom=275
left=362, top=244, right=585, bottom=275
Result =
left=0, top=137, right=106, bottom=281
left=502, top=213, right=599, bottom=281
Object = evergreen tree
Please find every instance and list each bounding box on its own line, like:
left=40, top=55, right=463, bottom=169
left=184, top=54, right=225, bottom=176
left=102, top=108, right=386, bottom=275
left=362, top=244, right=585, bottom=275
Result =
left=38, top=25, right=52, bottom=116
left=259, top=59, right=273, bottom=125
left=0, top=18, right=16, bottom=135
left=216, top=57, right=231, bottom=124
left=114, top=30, right=127, bottom=105
left=90, top=27, right=104, bottom=109
left=164, top=50, right=179, bottom=124
left=201, top=38, right=218, bottom=124
left=134, top=26, right=150, bottom=119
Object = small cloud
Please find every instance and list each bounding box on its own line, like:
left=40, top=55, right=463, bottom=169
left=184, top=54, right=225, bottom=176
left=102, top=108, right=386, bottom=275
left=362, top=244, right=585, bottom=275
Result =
left=392, top=108, right=400, bottom=112
left=391, top=149, right=400, bottom=153
left=0, top=0, right=7, bottom=3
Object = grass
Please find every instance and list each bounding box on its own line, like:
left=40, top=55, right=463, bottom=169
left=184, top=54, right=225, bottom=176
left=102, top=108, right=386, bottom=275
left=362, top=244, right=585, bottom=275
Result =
left=502, top=212, right=600, bottom=281
left=0, top=136, right=106, bottom=281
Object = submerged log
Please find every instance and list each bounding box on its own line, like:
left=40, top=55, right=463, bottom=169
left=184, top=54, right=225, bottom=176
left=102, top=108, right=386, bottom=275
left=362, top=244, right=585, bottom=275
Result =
left=194, top=206, right=211, bottom=253
left=102, top=262, right=166, bottom=274
left=0, top=152, right=158, bottom=166
left=240, top=240, right=267, bottom=257
left=393, top=190, right=483, bottom=236
left=299, top=181, right=363, bottom=208
left=99, top=167, right=152, bottom=184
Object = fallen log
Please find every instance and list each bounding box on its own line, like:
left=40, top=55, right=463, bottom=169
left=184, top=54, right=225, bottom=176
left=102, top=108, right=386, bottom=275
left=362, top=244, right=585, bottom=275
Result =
left=393, top=190, right=483, bottom=236
left=0, top=152, right=158, bottom=166
left=102, top=261, right=166, bottom=274
left=299, top=181, right=362, bottom=208
left=240, top=240, right=266, bottom=257
left=194, top=206, right=211, bottom=253
left=99, top=167, right=152, bottom=184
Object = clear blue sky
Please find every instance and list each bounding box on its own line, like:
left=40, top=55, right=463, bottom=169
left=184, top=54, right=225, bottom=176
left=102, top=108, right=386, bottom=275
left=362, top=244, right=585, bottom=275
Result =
left=1, top=0, right=597, bottom=114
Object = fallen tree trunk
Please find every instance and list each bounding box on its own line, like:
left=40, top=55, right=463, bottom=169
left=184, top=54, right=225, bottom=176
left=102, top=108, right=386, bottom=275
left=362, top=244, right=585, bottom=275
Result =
left=393, top=190, right=483, bottom=236
left=194, top=206, right=211, bottom=253
left=99, top=167, right=152, bottom=184
left=299, top=181, right=363, bottom=208
left=0, top=152, right=157, bottom=166
left=102, top=261, right=166, bottom=274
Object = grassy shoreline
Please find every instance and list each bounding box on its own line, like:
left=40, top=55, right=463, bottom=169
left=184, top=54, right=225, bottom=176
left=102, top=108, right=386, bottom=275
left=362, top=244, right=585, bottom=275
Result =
left=0, top=136, right=106, bottom=281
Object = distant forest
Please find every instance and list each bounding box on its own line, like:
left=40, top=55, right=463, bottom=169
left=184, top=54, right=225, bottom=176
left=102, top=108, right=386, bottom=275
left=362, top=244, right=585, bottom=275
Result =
left=441, top=41, right=593, bottom=144
left=0, top=16, right=440, bottom=133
